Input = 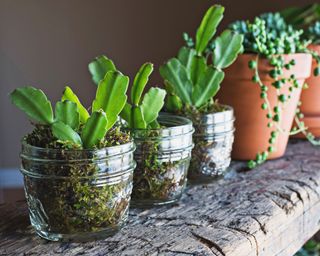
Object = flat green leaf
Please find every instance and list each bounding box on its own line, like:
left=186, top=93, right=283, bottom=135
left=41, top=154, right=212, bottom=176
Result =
left=55, top=101, right=80, bottom=130
left=51, top=121, right=82, bottom=145
left=212, top=30, right=244, bottom=69
left=195, top=5, right=224, bottom=55
left=88, top=55, right=116, bottom=85
left=159, top=58, right=192, bottom=104
left=120, top=102, right=132, bottom=127
left=281, top=4, right=320, bottom=27
left=141, top=88, right=166, bottom=125
left=177, top=47, right=196, bottom=73
left=165, top=94, right=183, bottom=112
left=81, top=111, right=108, bottom=148
left=92, top=71, right=129, bottom=130
left=131, top=63, right=153, bottom=105
left=10, top=86, right=54, bottom=124
left=190, top=56, right=207, bottom=85
left=132, top=106, right=146, bottom=129
left=62, top=86, right=89, bottom=123
left=192, top=67, right=224, bottom=107
left=149, top=120, right=161, bottom=129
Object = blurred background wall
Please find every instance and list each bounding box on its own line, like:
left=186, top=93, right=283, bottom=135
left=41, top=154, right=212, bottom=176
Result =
left=0, top=0, right=315, bottom=168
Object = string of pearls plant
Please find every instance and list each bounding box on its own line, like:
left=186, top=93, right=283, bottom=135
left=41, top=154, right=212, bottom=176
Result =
left=230, top=13, right=320, bottom=168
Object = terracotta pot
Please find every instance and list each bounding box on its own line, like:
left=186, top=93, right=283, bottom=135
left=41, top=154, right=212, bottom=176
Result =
left=292, top=45, right=320, bottom=138
left=218, top=53, right=312, bottom=160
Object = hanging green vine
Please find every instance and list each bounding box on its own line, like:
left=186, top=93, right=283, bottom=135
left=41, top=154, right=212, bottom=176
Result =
left=230, top=12, right=320, bottom=168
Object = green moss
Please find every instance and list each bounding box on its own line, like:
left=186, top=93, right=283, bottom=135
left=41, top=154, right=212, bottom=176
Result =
left=25, top=124, right=131, bottom=149
left=132, top=130, right=187, bottom=203
left=23, top=124, right=132, bottom=235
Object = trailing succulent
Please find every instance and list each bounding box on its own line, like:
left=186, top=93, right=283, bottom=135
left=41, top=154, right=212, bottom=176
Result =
left=305, top=21, right=320, bottom=45
left=10, top=75, right=132, bottom=235
left=160, top=5, right=244, bottom=118
left=230, top=12, right=320, bottom=168
left=89, top=56, right=185, bottom=203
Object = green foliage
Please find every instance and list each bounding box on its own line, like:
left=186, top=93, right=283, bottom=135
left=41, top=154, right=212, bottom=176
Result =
left=159, top=58, right=193, bottom=104
left=295, top=239, right=320, bottom=256
left=195, top=5, right=224, bottom=55
left=131, top=63, right=153, bottom=105
left=213, top=30, right=244, bottom=68
left=192, top=67, right=224, bottom=108
left=55, top=101, right=80, bottom=130
left=92, top=71, right=129, bottom=131
left=229, top=13, right=307, bottom=56
left=230, top=12, right=320, bottom=168
left=88, top=56, right=166, bottom=130
left=160, top=5, right=243, bottom=113
left=62, top=86, right=89, bottom=123
left=11, top=72, right=128, bottom=148
left=132, top=106, right=146, bottom=129
left=122, top=70, right=166, bottom=129
left=88, top=55, right=116, bottom=85
left=51, top=121, right=82, bottom=146
left=81, top=111, right=108, bottom=148
left=10, top=87, right=54, bottom=124
left=141, top=87, right=166, bottom=124
left=306, top=21, right=320, bottom=44
left=281, top=4, right=320, bottom=29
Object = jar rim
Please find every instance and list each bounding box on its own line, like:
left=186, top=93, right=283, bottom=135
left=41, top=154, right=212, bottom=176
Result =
left=196, top=105, right=234, bottom=125
left=124, top=112, right=193, bottom=132
left=21, top=138, right=134, bottom=152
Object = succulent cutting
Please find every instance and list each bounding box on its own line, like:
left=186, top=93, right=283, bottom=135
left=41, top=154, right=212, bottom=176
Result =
left=158, top=5, right=242, bottom=181
left=89, top=55, right=191, bottom=206
left=160, top=5, right=243, bottom=116
left=10, top=71, right=129, bottom=149
left=10, top=74, right=134, bottom=240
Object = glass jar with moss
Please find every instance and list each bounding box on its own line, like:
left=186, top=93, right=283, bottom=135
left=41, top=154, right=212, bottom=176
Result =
left=88, top=57, right=194, bottom=206
left=21, top=135, right=135, bottom=241
left=10, top=68, right=135, bottom=241
left=160, top=5, right=242, bottom=182
left=129, top=113, right=194, bottom=206
left=188, top=106, right=234, bottom=182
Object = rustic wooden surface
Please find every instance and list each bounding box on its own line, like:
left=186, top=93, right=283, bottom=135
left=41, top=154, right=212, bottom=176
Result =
left=1, top=140, right=320, bottom=256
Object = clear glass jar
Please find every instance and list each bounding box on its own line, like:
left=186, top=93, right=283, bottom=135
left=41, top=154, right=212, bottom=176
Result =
left=129, top=113, right=194, bottom=207
left=20, top=140, right=136, bottom=242
left=188, top=105, right=235, bottom=183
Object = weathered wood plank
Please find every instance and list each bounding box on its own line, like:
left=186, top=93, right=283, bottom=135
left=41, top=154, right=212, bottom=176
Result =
left=1, top=140, right=320, bottom=256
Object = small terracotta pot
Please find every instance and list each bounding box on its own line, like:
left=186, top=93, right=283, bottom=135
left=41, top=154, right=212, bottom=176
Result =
left=292, top=45, right=320, bottom=138
left=218, top=53, right=312, bottom=160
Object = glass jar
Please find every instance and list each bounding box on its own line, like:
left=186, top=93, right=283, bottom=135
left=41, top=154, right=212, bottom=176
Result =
left=20, top=140, right=136, bottom=242
left=129, top=113, right=194, bottom=207
left=188, top=105, right=235, bottom=183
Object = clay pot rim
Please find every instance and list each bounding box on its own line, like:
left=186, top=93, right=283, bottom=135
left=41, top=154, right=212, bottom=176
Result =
left=240, top=52, right=312, bottom=59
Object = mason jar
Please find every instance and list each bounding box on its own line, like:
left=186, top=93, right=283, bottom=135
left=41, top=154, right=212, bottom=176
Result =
left=128, top=113, right=194, bottom=207
left=20, top=140, right=136, bottom=242
left=188, top=105, right=235, bottom=183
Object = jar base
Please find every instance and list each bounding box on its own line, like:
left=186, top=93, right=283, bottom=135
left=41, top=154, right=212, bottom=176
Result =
left=131, top=197, right=181, bottom=208
left=34, top=224, right=124, bottom=242
left=188, top=174, right=224, bottom=185
left=188, top=161, right=230, bottom=184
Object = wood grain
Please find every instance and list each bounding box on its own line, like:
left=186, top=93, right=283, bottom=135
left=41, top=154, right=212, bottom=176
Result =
left=1, top=140, right=320, bottom=256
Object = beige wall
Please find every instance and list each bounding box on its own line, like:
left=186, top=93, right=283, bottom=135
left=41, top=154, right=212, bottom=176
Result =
left=0, top=0, right=315, bottom=168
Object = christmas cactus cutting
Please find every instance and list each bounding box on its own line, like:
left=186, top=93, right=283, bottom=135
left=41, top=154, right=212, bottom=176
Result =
left=89, top=55, right=194, bottom=207
left=160, top=5, right=243, bottom=182
left=9, top=72, right=136, bottom=241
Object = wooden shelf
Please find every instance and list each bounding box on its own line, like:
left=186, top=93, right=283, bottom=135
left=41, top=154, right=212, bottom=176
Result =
left=1, top=140, right=320, bottom=255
